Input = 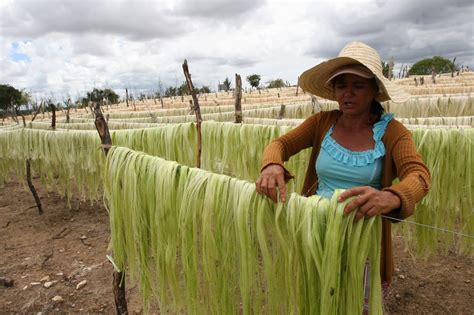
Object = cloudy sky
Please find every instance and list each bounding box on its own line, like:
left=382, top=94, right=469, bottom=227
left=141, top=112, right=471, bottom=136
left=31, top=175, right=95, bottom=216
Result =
left=1, top=0, right=473, bottom=101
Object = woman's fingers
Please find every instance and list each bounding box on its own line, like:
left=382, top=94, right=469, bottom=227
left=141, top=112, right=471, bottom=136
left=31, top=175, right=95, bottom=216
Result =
left=255, top=164, right=287, bottom=203
left=343, top=190, right=371, bottom=215
left=276, top=175, right=287, bottom=202
left=338, top=186, right=366, bottom=202
left=341, top=187, right=402, bottom=221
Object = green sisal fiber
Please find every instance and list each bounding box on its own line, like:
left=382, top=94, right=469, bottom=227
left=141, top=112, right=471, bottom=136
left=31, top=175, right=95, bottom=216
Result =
left=0, top=128, right=104, bottom=202
left=104, top=146, right=383, bottom=314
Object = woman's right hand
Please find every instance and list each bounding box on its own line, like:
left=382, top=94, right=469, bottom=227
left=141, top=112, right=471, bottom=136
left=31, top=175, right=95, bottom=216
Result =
left=255, top=164, right=287, bottom=203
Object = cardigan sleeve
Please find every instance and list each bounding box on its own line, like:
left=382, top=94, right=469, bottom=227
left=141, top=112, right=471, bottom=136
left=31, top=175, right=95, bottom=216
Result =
left=382, top=129, right=431, bottom=220
left=261, top=113, right=319, bottom=179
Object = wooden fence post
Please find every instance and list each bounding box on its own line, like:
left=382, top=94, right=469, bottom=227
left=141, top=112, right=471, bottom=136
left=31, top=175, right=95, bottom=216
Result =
left=234, top=73, right=242, bottom=123
left=125, top=88, right=129, bottom=107
left=50, top=103, right=56, bottom=130
left=278, top=104, right=286, bottom=119
left=182, top=59, right=202, bottom=168
left=93, top=103, right=128, bottom=315
left=26, top=107, right=43, bottom=215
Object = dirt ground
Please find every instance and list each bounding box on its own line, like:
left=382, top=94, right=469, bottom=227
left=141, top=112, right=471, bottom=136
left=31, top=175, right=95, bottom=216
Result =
left=0, top=179, right=472, bottom=314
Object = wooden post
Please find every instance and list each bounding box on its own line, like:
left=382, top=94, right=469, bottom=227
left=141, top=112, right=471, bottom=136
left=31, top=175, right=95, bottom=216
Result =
left=93, top=102, right=127, bottom=315
left=15, top=107, right=26, bottom=127
left=26, top=159, right=43, bottom=215
left=49, top=103, right=56, bottom=130
left=451, top=57, right=457, bottom=78
left=234, top=73, right=242, bottom=123
left=113, top=271, right=128, bottom=315
left=94, top=103, right=112, bottom=154
left=278, top=104, right=286, bottom=119
left=125, top=88, right=129, bottom=107
left=31, top=103, right=42, bottom=122
left=65, top=99, right=71, bottom=123
left=182, top=59, right=202, bottom=168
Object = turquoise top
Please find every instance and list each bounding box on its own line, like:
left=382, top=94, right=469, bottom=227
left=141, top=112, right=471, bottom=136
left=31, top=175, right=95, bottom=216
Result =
left=316, top=113, right=394, bottom=198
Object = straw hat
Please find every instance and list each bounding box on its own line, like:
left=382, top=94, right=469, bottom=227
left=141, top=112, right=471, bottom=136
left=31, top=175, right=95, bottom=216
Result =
left=298, top=42, right=410, bottom=103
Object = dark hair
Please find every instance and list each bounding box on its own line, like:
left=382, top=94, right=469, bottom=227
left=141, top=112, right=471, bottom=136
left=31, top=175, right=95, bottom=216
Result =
left=369, top=78, right=385, bottom=120
left=371, top=99, right=385, bottom=120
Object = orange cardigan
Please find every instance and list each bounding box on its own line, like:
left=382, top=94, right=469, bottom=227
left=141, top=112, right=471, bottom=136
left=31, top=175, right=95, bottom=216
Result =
left=261, top=110, right=431, bottom=283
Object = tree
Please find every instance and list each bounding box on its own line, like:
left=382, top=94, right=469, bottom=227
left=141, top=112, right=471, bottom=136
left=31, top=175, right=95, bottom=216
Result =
left=177, top=81, right=189, bottom=96
left=0, top=84, right=29, bottom=111
left=408, top=56, right=456, bottom=75
left=165, top=86, right=177, bottom=97
left=199, top=86, right=211, bottom=94
left=82, top=88, right=119, bottom=105
left=223, top=78, right=232, bottom=91
left=103, top=88, right=120, bottom=104
left=266, top=78, right=285, bottom=89
left=246, top=74, right=261, bottom=89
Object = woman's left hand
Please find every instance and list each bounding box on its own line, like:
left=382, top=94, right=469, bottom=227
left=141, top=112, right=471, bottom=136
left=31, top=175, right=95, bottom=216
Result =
left=338, top=186, right=401, bottom=221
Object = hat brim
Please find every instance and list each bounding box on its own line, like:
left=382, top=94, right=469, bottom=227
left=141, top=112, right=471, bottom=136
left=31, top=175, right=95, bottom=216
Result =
left=299, top=56, right=410, bottom=103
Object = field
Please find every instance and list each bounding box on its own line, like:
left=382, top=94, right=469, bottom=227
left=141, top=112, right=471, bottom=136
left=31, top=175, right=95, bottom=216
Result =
left=1, top=72, right=473, bottom=314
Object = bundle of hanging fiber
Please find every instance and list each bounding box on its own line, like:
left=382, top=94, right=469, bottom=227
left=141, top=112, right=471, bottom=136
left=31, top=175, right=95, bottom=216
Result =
left=0, top=128, right=104, bottom=202
left=400, top=127, right=474, bottom=256
left=201, top=121, right=311, bottom=193
left=111, top=123, right=197, bottom=167
left=104, top=146, right=383, bottom=314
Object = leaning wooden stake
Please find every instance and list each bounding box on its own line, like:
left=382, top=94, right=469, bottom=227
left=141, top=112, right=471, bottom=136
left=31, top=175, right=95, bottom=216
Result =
left=234, top=73, right=242, bottom=123
left=15, top=108, right=26, bottom=127
left=31, top=102, right=43, bottom=122
left=182, top=59, right=202, bottom=168
left=93, top=103, right=127, bottom=315
left=23, top=107, right=43, bottom=215
left=26, top=159, right=43, bottom=215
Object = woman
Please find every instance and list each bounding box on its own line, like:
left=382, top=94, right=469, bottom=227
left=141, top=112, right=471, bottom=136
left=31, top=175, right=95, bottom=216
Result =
left=255, top=42, right=431, bottom=308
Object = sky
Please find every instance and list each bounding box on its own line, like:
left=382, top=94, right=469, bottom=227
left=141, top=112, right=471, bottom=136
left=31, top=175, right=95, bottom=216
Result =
left=0, top=0, right=473, bottom=102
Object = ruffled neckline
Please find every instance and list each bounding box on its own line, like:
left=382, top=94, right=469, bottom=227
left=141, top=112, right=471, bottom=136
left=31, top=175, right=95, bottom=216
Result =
left=321, top=113, right=393, bottom=167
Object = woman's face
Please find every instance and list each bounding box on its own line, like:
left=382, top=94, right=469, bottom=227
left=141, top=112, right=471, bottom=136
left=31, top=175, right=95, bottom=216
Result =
left=333, top=74, right=378, bottom=115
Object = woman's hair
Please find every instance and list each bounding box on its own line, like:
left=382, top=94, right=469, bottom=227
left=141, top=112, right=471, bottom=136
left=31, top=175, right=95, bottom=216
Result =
left=370, top=99, right=385, bottom=120
left=369, top=78, right=385, bottom=120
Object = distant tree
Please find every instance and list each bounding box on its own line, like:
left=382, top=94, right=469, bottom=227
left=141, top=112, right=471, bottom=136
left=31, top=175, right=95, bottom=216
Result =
left=408, top=56, right=456, bottom=75
left=87, top=88, right=104, bottom=103
left=0, top=84, right=30, bottom=112
left=199, top=86, right=211, bottom=94
left=177, top=81, right=189, bottom=96
left=0, top=85, right=19, bottom=110
left=223, top=78, right=232, bottom=91
left=82, top=88, right=119, bottom=105
left=103, top=88, right=120, bottom=104
left=266, top=78, right=285, bottom=89
left=246, top=74, right=261, bottom=89
left=165, top=86, right=177, bottom=97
